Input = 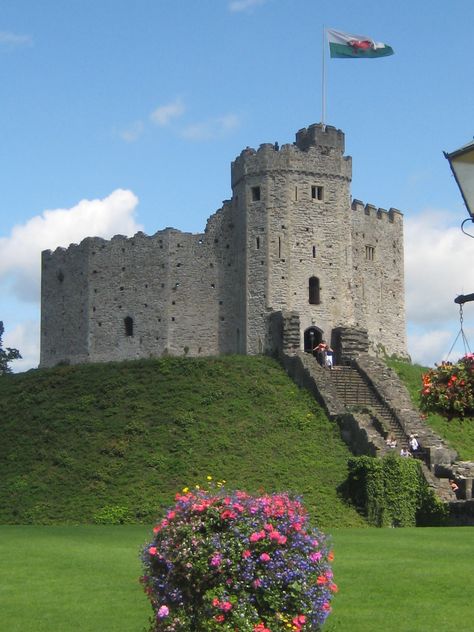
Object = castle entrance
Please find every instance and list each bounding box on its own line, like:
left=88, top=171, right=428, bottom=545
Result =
left=304, top=327, right=322, bottom=354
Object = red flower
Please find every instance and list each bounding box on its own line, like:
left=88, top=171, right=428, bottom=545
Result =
left=221, top=509, right=237, bottom=520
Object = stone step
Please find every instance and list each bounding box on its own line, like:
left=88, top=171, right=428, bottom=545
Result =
left=329, top=364, right=408, bottom=446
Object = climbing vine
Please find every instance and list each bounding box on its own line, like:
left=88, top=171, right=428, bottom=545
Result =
left=347, top=454, right=447, bottom=527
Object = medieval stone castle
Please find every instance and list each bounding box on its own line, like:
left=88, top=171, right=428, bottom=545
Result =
left=40, top=123, right=407, bottom=368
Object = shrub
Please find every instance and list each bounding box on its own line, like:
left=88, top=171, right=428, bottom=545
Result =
left=141, top=481, right=336, bottom=631
left=93, top=504, right=131, bottom=524
left=420, top=354, right=474, bottom=417
left=346, top=454, right=448, bottom=527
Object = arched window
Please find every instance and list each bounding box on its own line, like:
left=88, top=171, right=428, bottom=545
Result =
left=309, top=277, right=320, bottom=305
left=124, top=316, right=134, bottom=337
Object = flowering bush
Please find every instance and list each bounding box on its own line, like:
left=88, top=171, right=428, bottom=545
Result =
left=140, top=480, right=336, bottom=631
left=420, top=354, right=474, bottom=417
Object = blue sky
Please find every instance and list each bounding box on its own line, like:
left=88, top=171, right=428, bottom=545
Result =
left=2, top=0, right=474, bottom=371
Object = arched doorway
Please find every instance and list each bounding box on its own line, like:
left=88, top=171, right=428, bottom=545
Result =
left=304, top=326, right=322, bottom=354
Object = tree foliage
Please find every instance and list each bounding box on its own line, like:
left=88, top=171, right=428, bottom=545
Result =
left=0, top=321, right=21, bottom=375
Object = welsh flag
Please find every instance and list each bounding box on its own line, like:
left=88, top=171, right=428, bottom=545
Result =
left=327, top=28, right=394, bottom=59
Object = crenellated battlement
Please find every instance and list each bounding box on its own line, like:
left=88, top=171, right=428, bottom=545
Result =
left=295, top=123, right=345, bottom=153
left=42, top=227, right=210, bottom=263
left=231, top=124, right=351, bottom=188
left=351, top=199, right=403, bottom=224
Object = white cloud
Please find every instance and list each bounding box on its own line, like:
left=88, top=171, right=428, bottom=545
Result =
left=229, top=0, right=267, bottom=12
left=404, top=208, right=474, bottom=366
left=0, top=31, right=33, bottom=48
left=118, top=120, right=144, bottom=142
left=404, top=209, right=474, bottom=325
left=180, top=113, right=240, bottom=141
left=407, top=324, right=474, bottom=368
left=150, top=98, right=185, bottom=126
left=0, top=189, right=142, bottom=303
left=3, top=320, right=40, bottom=372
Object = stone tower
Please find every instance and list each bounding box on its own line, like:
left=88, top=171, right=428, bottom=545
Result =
left=40, top=124, right=407, bottom=368
left=231, top=124, right=354, bottom=355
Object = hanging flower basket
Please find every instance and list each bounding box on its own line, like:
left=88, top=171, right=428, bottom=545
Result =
left=420, top=354, right=474, bottom=417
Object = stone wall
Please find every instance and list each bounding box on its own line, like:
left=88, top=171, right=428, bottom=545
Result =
left=351, top=201, right=406, bottom=357
left=41, top=241, right=90, bottom=366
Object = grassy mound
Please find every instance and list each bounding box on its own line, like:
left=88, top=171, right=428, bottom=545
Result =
left=387, top=359, right=474, bottom=460
left=0, top=356, right=365, bottom=529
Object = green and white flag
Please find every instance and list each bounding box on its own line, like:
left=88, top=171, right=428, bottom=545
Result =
left=327, top=28, right=394, bottom=59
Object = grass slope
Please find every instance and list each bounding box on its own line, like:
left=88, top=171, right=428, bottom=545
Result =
left=2, top=525, right=473, bottom=632
left=388, top=359, right=474, bottom=460
left=0, top=356, right=365, bottom=529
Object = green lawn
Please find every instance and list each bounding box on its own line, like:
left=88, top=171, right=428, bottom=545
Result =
left=1, top=526, right=472, bottom=632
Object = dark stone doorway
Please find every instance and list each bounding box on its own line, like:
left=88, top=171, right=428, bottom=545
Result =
left=304, top=327, right=322, bottom=353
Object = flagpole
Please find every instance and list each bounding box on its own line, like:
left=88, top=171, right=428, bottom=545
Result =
left=322, top=26, right=326, bottom=130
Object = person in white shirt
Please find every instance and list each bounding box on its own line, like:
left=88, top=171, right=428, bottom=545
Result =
left=409, top=434, right=419, bottom=453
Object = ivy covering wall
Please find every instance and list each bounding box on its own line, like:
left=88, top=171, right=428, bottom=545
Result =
left=347, top=454, right=448, bottom=527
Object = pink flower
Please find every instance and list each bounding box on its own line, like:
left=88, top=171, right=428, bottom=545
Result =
left=157, top=605, right=169, bottom=618
left=212, top=598, right=220, bottom=607
left=259, top=552, right=271, bottom=562
left=210, top=553, right=222, bottom=567
left=242, top=549, right=252, bottom=558
left=253, top=578, right=262, bottom=588
left=292, top=614, right=306, bottom=630
left=249, top=530, right=265, bottom=542
left=221, top=601, right=232, bottom=612
left=310, top=551, right=322, bottom=562
left=148, top=546, right=158, bottom=556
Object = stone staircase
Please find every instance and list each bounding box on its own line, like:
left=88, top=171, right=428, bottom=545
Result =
left=329, top=365, right=408, bottom=450
left=281, top=349, right=474, bottom=521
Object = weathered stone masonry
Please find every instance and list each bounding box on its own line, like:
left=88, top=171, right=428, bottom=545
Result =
left=40, top=123, right=407, bottom=367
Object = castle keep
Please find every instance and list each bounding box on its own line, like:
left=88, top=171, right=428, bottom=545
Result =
left=40, top=124, right=407, bottom=367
